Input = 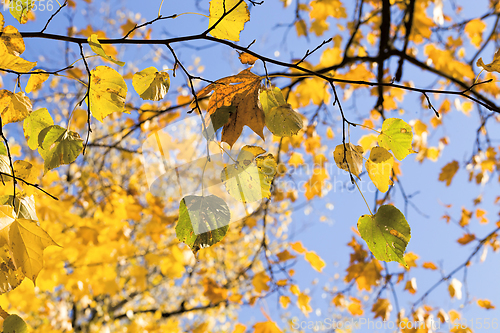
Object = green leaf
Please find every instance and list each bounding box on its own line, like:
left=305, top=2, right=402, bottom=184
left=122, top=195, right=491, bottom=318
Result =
left=265, top=104, right=303, bottom=137
left=203, top=105, right=235, bottom=140
left=9, top=0, right=35, bottom=24
left=259, top=87, right=287, bottom=114
left=23, top=108, right=54, bottom=150
left=38, top=125, right=83, bottom=173
left=88, top=34, right=125, bottom=66
left=260, top=87, right=303, bottom=137
left=208, top=0, right=250, bottom=41
left=221, top=145, right=277, bottom=203
left=0, top=142, right=6, bottom=156
left=3, top=314, right=28, bottom=333
left=132, top=67, right=170, bottom=101
left=87, top=66, right=127, bottom=122
left=377, top=118, right=415, bottom=161
left=176, top=195, right=230, bottom=255
left=357, top=205, right=411, bottom=267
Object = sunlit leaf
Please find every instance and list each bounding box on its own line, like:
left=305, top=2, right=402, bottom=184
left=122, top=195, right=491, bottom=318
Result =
left=87, top=66, right=127, bottom=122
left=38, top=125, right=84, bottom=173
left=357, top=205, right=411, bottom=267
left=9, top=0, right=35, bottom=24
left=88, top=34, right=125, bottom=66
left=378, top=118, right=415, bottom=161
left=23, top=108, right=53, bottom=150
left=208, top=0, right=250, bottom=41
left=477, top=49, right=500, bottom=73
left=132, top=67, right=170, bottom=101
left=176, top=195, right=230, bottom=255
left=25, top=70, right=49, bottom=93
left=0, top=40, right=35, bottom=72
left=1, top=26, right=25, bottom=55
left=0, top=90, right=32, bottom=125
left=197, top=68, right=264, bottom=146
left=221, top=146, right=277, bottom=203
left=333, top=143, right=364, bottom=177
left=365, top=146, right=394, bottom=192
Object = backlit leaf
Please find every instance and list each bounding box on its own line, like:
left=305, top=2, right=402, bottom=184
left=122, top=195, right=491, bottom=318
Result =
left=88, top=34, right=125, bottom=66
left=1, top=26, right=25, bottom=55
left=265, top=104, right=303, bottom=137
left=304, top=251, right=326, bottom=272
left=221, top=146, right=277, bottom=203
left=357, top=205, right=411, bottom=266
left=0, top=40, right=35, bottom=72
left=9, top=218, right=58, bottom=282
left=23, top=108, right=54, bottom=150
left=208, top=0, right=250, bottom=41
left=365, top=147, right=394, bottom=193
left=25, top=70, right=49, bottom=93
left=238, top=52, right=258, bottom=65
left=477, top=49, right=500, bottom=73
left=176, top=195, right=230, bottom=255
left=333, top=143, right=364, bottom=177
left=9, top=0, right=35, bottom=24
left=477, top=299, right=495, bottom=310
left=38, top=125, right=84, bottom=173
left=0, top=90, right=32, bottom=125
left=132, top=67, right=170, bottom=101
left=378, top=118, right=415, bottom=161
left=197, top=68, right=264, bottom=147
left=87, top=66, right=127, bottom=122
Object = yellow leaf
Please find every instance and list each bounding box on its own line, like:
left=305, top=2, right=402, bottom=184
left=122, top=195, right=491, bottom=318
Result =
left=9, top=218, right=58, bottom=283
left=288, top=152, right=304, bottom=167
left=279, top=295, right=290, bottom=309
left=295, top=19, right=308, bottom=37
left=1, top=26, right=25, bottom=55
left=132, top=67, right=170, bottom=101
left=208, top=0, right=249, bottom=41
left=238, top=52, right=258, bottom=65
left=477, top=299, right=495, bottom=310
left=0, top=90, right=32, bottom=125
left=422, top=262, right=438, bottom=270
left=88, top=34, right=125, bottom=66
left=438, top=160, right=459, bottom=186
left=457, top=233, right=475, bottom=245
left=404, top=277, right=417, bottom=294
left=448, top=278, right=463, bottom=300
left=87, top=66, right=127, bottom=122
left=465, top=19, right=486, bottom=48
left=203, top=278, right=228, bottom=304
left=402, top=252, right=419, bottom=269
left=333, top=143, right=364, bottom=177
left=252, top=271, right=270, bottom=294
left=253, top=321, right=283, bottom=333
left=232, top=323, right=246, bottom=333
left=326, top=126, right=335, bottom=139
left=25, top=70, right=49, bottom=93
left=290, top=241, right=307, bottom=254
left=358, top=134, right=378, bottom=154
left=347, top=297, right=363, bottom=316
left=372, top=298, right=392, bottom=321
left=297, top=292, right=312, bottom=316
left=290, top=284, right=300, bottom=296
left=477, top=48, right=500, bottom=73
left=304, top=251, right=326, bottom=272
left=0, top=40, right=35, bottom=72
left=365, top=147, right=394, bottom=193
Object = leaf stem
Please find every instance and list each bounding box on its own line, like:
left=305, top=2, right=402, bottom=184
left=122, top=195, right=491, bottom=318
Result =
left=354, top=178, right=373, bottom=215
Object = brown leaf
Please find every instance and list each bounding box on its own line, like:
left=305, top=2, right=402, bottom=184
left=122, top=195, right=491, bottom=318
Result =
left=438, top=160, right=459, bottom=186
left=372, top=298, right=392, bottom=321
left=197, top=68, right=264, bottom=146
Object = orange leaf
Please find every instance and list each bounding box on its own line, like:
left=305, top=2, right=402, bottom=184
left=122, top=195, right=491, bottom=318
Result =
left=457, top=233, right=476, bottom=245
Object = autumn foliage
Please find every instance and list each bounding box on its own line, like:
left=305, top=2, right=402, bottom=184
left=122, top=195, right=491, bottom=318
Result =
left=0, top=0, right=498, bottom=332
